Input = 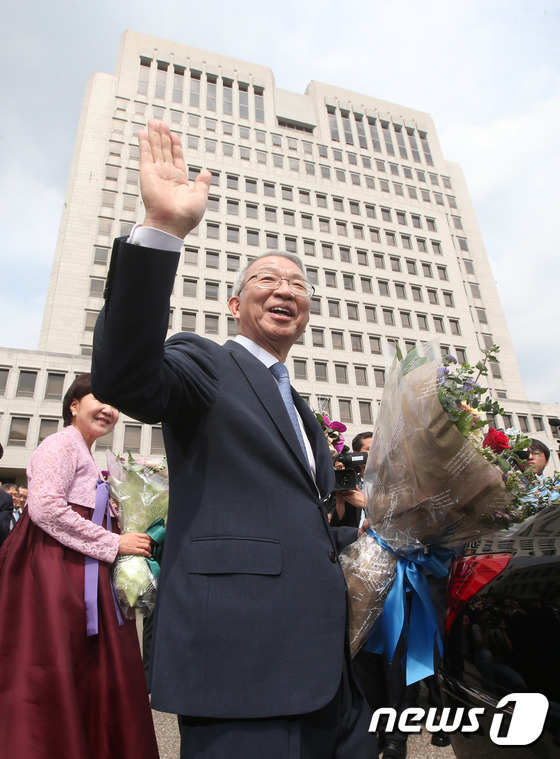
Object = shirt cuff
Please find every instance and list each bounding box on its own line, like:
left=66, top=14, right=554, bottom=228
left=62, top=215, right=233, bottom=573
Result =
left=127, top=224, right=183, bottom=253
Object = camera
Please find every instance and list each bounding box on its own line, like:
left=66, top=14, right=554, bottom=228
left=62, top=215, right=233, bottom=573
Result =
left=333, top=451, right=368, bottom=491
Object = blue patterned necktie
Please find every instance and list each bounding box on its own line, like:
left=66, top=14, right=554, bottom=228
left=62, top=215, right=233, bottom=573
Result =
left=270, top=362, right=310, bottom=468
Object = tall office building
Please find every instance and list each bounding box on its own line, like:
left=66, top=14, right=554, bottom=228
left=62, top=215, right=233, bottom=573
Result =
left=1, top=30, right=559, bottom=480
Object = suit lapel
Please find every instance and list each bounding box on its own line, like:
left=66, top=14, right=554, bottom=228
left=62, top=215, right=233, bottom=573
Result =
left=226, top=342, right=321, bottom=486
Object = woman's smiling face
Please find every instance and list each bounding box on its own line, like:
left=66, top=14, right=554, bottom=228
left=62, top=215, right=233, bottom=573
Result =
left=70, top=393, right=119, bottom=448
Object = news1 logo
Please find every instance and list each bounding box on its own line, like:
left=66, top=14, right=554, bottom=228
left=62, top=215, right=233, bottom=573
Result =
left=369, top=693, right=549, bottom=746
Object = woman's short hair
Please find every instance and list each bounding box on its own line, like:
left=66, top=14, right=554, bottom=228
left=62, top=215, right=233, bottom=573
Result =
left=62, top=373, right=92, bottom=427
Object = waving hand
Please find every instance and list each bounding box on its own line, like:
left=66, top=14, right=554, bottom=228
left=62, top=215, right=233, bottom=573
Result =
left=139, top=120, right=211, bottom=239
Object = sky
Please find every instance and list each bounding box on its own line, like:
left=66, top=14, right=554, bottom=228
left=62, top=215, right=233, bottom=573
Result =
left=1, top=0, right=559, bottom=402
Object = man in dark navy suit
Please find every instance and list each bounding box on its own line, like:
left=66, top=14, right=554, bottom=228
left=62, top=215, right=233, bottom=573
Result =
left=92, top=121, right=377, bottom=759
left=0, top=443, right=16, bottom=547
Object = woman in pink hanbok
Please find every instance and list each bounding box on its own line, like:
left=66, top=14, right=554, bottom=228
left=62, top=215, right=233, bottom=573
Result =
left=0, top=373, right=159, bottom=759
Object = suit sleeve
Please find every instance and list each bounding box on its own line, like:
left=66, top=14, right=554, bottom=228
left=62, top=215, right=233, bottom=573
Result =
left=0, top=494, right=13, bottom=546
left=92, top=238, right=218, bottom=424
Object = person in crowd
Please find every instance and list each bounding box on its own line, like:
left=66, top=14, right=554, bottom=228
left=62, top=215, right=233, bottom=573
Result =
left=0, top=480, right=16, bottom=546
left=0, top=373, right=159, bottom=759
left=526, top=439, right=550, bottom=477
left=10, top=485, right=27, bottom=527
left=330, top=431, right=372, bottom=528
left=91, top=120, right=377, bottom=759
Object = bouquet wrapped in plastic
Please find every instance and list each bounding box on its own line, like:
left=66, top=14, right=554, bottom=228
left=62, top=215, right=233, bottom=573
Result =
left=106, top=451, right=169, bottom=617
left=339, top=343, right=521, bottom=681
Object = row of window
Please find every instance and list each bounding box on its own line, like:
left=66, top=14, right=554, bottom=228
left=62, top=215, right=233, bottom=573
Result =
left=110, top=114, right=457, bottom=209
left=4, top=407, right=553, bottom=453
left=204, top=190, right=443, bottom=230
left=187, top=221, right=447, bottom=256
left=137, top=58, right=265, bottom=123
left=0, top=369, right=67, bottom=401
left=129, top=101, right=449, bottom=182
left=326, top=105, right=434, bottom=168
left=3, top=415, right=165, bottom=455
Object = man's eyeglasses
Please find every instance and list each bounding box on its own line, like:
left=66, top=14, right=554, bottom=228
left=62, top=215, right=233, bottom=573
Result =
left=239, top=270, right=315, bottom=297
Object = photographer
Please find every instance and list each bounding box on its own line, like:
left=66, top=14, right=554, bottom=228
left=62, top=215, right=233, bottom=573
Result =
left=330, top=432, right=372, bottom=528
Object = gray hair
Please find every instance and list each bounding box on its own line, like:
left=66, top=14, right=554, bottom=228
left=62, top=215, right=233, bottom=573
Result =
left=231, top=251, right=306, bottom=297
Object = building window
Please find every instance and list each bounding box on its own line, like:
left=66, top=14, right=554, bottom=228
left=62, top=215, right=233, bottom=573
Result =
left=351, top=333, right=364, bottom=352
left=314, top=362, right=328, bottom=382
left=417, top=314, right=429, bottom=331
left=347, top=303, right=359, bottom=320
left=355, top=366, right=368, bottom=386
left=182, top=311, right=196, bottom=332
left=359, top=401, right=373, bottom=425
left=365, top=306, right=377, bottom=323
left=205, top=281, right=219, bottom=301
left=443, top=292, right=455, bottom=307
left=328, top=301, right=340, bottom=318
left=517, top=415, right=529, bottom=433
left=400, top=311, right=412, bottom=328
left=9, top=417, right=30, bottom=446
left=205, top=314, right=220, bottom=334
left=406, top=260, right=417, bottom=276
left=311, top=328, right=324, bottom=347
left=361, top=277, right=373, bottom=294
left=183, top=278, right=197, bottom=298
left=434, top=316, right=445, bottom=333
left=310, top=297, right=321, bottom=315
left=38, top=418, right=59, bottom=445
left=369, top=336, right=382, bottom=354
left=16, top=370, right=37, bottom=398
left=44, top=372, right=65, bottom=400
left=449, top=319, right=461, bottom=336
left=374, top=369, right=386, bottom=388
left=339, top=399, right=353, bottom=424
left=123, top=424, right=141, bottom=453
left=0, top=367, right=8, bottom=396
left=378, top=280, right=390, bottom=297
left=476, top=308, right=488, bottom=324
left=335, top=364, right=349, bottom=384
left=293, top=359, right=307, bottom=380
left=247, top=230, right=260, bottom=246
left=383, top=309, right=395, bottom=326
left=331, top=331, right=344, bottom=350
left=89, top=278, right=105, bottom=297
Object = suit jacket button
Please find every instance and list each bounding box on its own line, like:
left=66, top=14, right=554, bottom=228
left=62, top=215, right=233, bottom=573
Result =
left=328, top=550, right=337, bottom=563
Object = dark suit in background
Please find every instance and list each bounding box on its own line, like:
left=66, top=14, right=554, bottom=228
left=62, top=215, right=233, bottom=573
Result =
left=0, top=491, right=14, bottom=547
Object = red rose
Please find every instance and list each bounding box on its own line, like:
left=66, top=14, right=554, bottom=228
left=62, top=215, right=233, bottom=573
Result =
left=483, top=427, right=512, bottom=452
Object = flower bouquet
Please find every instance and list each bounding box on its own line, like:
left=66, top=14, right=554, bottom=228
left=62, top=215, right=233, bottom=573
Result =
left=339, top=343, right=550, bottom=681
left=106, top=451, right=169, bottom=617
left=314, top=412, right=347, bottom=460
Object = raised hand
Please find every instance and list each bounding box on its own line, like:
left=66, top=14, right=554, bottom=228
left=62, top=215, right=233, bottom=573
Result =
left=139, top=120, right=211, bottom=239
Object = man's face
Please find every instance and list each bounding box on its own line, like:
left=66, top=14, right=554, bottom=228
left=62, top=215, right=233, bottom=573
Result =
left=527, top=448, right=547, bottom=476
left=358, top=437, right=372, bottom=454
left=17, top=487, right=27, bottom=509
left=5, top=485, right=17, bottom=500
left=228, top=256, right=310, bottom=361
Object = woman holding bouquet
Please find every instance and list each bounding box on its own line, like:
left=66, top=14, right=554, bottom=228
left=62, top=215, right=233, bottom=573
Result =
left=0, top=373, right=159, bottom=759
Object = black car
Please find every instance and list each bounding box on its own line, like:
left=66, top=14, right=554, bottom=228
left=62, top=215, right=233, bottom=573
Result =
left=439, top=504, right=560, bottom=757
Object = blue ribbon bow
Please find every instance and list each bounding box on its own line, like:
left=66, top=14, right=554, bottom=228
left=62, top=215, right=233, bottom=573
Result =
left=364, top=529, right=453, bottom=685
